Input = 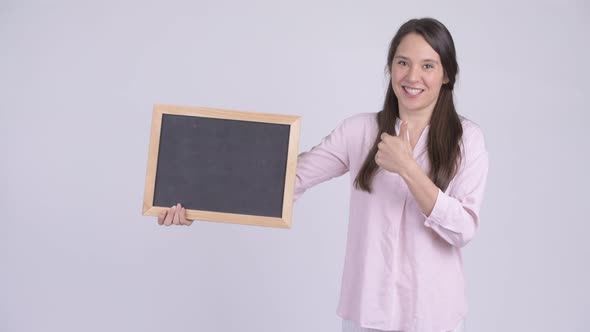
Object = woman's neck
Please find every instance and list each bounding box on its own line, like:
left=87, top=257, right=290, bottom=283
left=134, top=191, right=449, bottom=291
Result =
left=399, top=108, right=431, bottom=129
left=398, top=108, right=432, bottom=150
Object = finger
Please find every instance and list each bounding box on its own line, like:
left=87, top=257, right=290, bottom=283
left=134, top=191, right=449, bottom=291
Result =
left=374, top=152, right=382, bottom=166
left=380, top=132, right=390, bottom=141
left=180, top=207, right=194, bottom=226
left=179, top=207, right=188, bottom=225
left=172, top=203, right=181, bottom=225
left=164, top=205, right=175, bottom=226
left=157, top=210, right=167, bottom=225
left=399, top=121, right=410, bottom=143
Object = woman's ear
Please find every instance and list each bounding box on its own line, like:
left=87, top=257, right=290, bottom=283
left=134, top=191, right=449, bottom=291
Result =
left=443, top=72, right=450, bottom=84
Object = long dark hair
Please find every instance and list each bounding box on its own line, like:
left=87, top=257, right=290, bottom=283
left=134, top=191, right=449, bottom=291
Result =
left=354, top=18, right=463, bottom=192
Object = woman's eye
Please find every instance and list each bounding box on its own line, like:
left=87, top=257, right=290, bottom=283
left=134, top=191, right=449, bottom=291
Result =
left=397, top=60, right=407, bottom=66
left=424, top=64, right=434, bottom=69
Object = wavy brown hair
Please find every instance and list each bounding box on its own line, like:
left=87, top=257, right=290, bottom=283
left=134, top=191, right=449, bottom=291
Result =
left=354, top=18, right=463, bottom=192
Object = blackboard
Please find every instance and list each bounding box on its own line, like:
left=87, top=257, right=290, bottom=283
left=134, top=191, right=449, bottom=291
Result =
left=142, top=104, right=301, bottom=228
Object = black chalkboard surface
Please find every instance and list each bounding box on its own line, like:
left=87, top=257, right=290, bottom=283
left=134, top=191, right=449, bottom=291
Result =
left=142, top=104, right=301, bottom=228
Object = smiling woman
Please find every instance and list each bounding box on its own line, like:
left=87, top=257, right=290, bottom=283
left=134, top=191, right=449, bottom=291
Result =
left=295, top=18, right=487, bottom=332
left=157, top=17, right=487, bottom=332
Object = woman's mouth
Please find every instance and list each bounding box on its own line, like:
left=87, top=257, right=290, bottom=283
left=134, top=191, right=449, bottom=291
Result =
left=403, top=86, right=424, bottom=96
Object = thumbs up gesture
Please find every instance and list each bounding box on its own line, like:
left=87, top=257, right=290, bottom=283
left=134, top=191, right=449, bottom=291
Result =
left=375, top=120, right=415, bottom=175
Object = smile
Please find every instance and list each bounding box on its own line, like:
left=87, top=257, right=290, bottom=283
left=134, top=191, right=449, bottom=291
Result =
left=403, top=86, right=424, bottom=96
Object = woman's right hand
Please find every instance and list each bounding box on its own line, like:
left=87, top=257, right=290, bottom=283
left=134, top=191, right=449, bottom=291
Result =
left=157, top=203, right=194, bottom=226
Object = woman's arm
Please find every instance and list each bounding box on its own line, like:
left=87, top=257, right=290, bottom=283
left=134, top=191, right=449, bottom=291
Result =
left=294, top=118, right=352, bottom=201
left=378, top=121, right=489, bottom=247
left=403, top=126, right=489, bottom=247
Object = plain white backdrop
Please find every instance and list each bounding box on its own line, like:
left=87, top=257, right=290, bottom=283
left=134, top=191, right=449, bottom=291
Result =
left=1, top=0, right=589, bottom=331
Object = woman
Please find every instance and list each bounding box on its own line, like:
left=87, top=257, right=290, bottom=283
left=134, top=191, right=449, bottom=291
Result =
left=159, top=18, right=488, bottom=332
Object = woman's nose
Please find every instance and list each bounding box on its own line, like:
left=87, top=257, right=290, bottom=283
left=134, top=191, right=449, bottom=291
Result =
left=407, top=65, right=420, bottom=82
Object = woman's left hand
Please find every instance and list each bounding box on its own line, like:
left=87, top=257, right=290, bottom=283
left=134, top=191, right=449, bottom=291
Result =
left=375, top=121, right=416, bottom=175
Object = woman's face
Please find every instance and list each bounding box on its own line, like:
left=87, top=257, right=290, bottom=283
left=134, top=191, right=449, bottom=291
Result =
left=391, top=33, right=447, bottom=116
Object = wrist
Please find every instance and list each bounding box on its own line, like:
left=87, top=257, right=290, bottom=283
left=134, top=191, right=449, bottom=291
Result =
left=400, top=159, right=421, bottom=182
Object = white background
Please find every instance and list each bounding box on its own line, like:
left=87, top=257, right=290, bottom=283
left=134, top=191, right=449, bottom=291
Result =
left=1, top=0, right=589, bottom=331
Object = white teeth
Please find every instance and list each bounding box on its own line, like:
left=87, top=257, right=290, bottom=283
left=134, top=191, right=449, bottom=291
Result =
left=404, top=87, right=423, bottom=95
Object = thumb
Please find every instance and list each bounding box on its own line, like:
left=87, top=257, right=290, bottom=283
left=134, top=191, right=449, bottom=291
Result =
left=399, top=120, right=410, bottom=143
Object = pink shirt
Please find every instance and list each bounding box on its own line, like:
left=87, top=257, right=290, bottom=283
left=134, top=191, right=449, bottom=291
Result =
left=294, top=113, right=489, bottom=332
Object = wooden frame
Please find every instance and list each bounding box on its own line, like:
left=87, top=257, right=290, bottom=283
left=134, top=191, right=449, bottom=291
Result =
left=142, top=104, right=301, bottom=228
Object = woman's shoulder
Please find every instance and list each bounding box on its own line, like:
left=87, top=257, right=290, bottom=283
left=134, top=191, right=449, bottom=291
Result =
left=459, top=116, right=487, bottom=157
left=343, top=112, right=378, bottom=124
left=339, top=112, right=378, bottom=132
left=460, top=116, right=485, bottom=140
